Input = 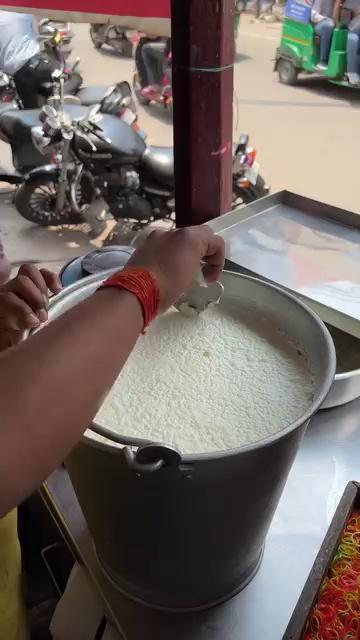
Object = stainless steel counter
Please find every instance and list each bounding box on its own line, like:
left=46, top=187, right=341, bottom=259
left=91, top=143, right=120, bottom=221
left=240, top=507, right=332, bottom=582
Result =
left=43, top=397, right=360, bottom=640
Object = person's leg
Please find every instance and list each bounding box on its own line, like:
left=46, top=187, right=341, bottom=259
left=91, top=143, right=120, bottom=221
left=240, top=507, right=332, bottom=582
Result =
left=14, top=55, right=58, bottom=108
left=314, top=18, right=334, bottom=63
left=13, top=64, right=39, bottom=108
left=347, top=32, right=359, bottom=73
left=136, top=41, right=150, bottom=86
left=347, top=21, right=360, bottom=83
left=148, top=41, right=167, bottom=85
left=32, top=56, right=59, bottom=101
left=142, top=41, right=166, bottom=88
left=141, top=43, right=160, bottom=87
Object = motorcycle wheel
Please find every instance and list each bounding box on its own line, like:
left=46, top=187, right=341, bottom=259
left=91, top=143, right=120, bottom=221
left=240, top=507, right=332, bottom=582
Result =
left=15, top=176, right=85, bottom=226
left=233, top=174, right=269, bottom=205
left=89, top=26, right=103, bottom=49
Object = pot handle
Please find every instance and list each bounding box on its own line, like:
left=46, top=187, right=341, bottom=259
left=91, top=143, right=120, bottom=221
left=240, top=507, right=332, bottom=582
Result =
left=124, top=443, right=182, bottom=474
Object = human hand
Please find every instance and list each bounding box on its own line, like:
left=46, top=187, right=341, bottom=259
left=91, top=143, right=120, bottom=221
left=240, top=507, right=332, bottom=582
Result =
left=0, top=264, right=62, bottom=349
left=127, top=225, right=225, bottom=311
left=0, top=240, right=11, bottom=285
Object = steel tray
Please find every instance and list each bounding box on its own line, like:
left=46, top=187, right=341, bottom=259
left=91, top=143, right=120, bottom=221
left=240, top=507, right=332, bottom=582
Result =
left=283, top=481, right=360, bottom=640
left=209, top=191, right=360, bottom=339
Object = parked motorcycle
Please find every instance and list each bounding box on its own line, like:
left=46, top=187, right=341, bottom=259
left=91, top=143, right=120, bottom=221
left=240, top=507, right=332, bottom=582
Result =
left=0, top=23, right=126, bottom=114
left=13, top=99, right=269, bottom=228
left=89, top=24, right=134, bottom=57
left=0, top=22, right=80, bottom=109
left=0, top=65, right=135, bottom=124
left=0, top=76, right=137, bottom=178
left=0, top=16, right=74, bottom=105
left=0, top=66, right=83, bottom=110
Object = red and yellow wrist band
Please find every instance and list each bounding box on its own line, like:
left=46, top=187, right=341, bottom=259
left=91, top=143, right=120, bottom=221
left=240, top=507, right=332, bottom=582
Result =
left=98, top=267, right=160, bottom=333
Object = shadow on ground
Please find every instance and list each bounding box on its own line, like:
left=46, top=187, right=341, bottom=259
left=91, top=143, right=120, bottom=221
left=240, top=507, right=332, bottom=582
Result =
left=288, top=74, right=360, bottom=108
left=235, top=52, right=251, bottom=63
left=139, top=103, right=173, bottom=126
left=94, top=45, right=133, bottom=61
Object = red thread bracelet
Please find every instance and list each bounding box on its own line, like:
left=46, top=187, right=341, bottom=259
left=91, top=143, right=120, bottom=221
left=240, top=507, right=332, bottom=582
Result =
left=99, top=267, right=160, bottom=333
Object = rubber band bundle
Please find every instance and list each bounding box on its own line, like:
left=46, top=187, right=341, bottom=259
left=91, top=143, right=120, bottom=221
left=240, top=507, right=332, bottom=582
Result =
left=302, top=511, right=360, bottom=640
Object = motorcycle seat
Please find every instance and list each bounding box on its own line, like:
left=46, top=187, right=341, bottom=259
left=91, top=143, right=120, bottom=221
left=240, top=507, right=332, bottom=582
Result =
left=143, top=146, right=174, bottom=185
left=0, top=104, right=89, bottom=139
left=77, top=86, right=110, bottom=106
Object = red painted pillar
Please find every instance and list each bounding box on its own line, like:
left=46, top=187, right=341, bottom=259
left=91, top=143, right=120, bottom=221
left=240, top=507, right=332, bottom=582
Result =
left=171, top=0, right=234, bottom=227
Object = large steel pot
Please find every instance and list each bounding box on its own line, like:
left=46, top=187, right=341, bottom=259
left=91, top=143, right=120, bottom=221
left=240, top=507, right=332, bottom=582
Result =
left=44, top=270, right=335, bottom=611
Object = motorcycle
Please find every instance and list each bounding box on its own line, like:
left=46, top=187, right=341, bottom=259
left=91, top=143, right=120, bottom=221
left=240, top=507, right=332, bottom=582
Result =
left=132, top=4, right=246, bottom=108
left=0, top=22, right=80, bottom=109
left=0, top=64, right=83, bottom=110
left=89, top=24, right=134, bottom=57
left=133, top=37, right=172, bottom=109
left=13, top=99, right=269, bottom=228
left=0, top=20, right=75, bottom=105
left=0, top=23, right=126, bottom=114
left=0, top=70, right=138, bottom=178
left=0, top=63, right=135, bottom=118
left=38, top=18, right=74, bottom=61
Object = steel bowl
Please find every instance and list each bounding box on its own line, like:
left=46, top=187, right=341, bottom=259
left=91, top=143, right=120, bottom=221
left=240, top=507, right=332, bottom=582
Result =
left=321, top=325, right=360, bottom=409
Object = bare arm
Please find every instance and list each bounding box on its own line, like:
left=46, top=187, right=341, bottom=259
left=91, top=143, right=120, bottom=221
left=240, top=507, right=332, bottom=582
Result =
left=0, top=288, right=142, bottom=517
left=0, top=227, right=225, bottom=517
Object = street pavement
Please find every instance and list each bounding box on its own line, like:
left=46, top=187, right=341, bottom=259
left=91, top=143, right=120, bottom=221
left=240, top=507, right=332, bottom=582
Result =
left=1, top=15, right=359, bottom=271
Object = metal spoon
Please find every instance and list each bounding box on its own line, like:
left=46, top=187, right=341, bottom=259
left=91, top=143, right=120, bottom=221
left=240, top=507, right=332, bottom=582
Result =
left=174, top=270, right=224, bottom=317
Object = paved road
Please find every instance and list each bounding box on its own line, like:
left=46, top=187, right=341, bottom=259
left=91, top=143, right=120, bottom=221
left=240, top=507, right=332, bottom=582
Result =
left=68, top=17, right=360, bottom=214
left=234, top=17, right=360, bottom=215
left=1, top=16, right=359, bottom=267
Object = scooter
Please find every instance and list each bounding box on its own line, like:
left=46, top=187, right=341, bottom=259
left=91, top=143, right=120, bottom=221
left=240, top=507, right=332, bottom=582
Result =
left=133, top=38, right=172, bottom=109
left=89, top=24, right=134, bottom=57
left=133, top=3, right=244, bottom=105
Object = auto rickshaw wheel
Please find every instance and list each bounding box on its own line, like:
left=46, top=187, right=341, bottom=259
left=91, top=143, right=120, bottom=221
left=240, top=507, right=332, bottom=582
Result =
left=277, top=58, right=298, bottom=85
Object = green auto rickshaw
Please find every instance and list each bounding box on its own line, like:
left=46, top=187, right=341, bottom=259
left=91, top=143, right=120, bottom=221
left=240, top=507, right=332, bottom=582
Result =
left=275, top=0, right=359, bottom=87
